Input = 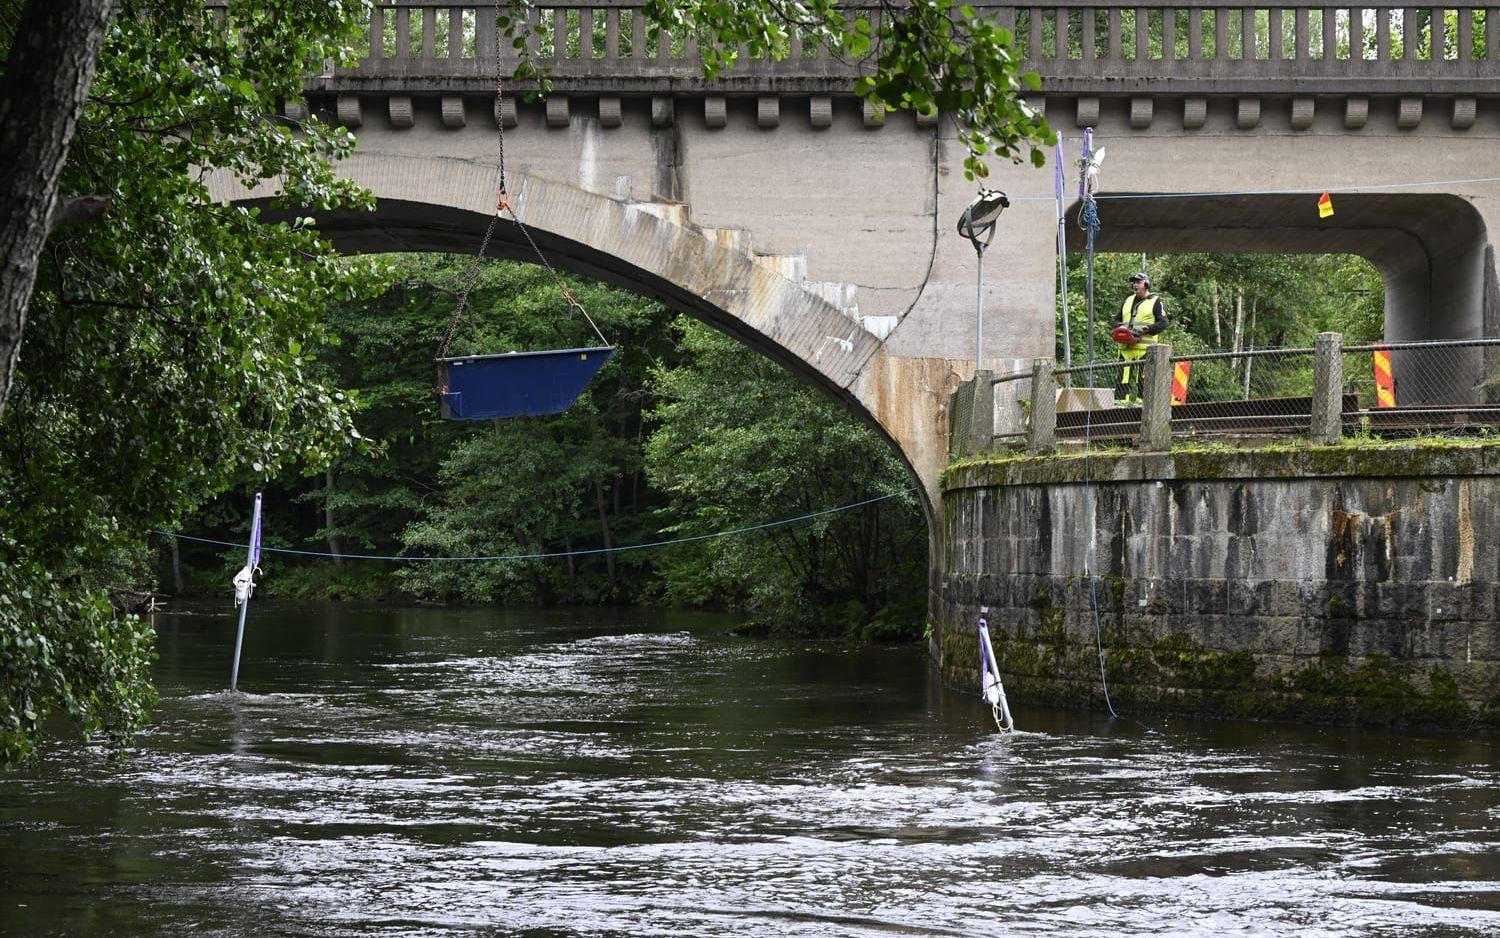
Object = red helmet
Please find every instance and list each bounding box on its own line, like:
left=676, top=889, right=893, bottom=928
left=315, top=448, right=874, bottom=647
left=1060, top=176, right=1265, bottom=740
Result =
left=1111, top=324, right=1140, bottom=345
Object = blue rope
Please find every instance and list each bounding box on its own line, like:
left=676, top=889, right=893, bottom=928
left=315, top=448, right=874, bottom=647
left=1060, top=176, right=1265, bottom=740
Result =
left=155, top=489, right=912, bottom=563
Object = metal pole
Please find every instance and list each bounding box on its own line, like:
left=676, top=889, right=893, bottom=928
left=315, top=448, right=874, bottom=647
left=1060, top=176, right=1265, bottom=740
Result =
left=1055, top=139, right=1072, bottom=382
left=1085, top=243, right=1096, bottom=387
left=229, top=492, right=262, bottom=692
left=230, top=600, right=249, bottom=692
left=976, top=247, right=985, bottom=368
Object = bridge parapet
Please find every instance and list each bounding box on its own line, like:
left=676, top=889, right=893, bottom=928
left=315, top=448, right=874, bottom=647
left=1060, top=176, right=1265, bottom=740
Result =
left=312, top=2, right=1500, bottom=97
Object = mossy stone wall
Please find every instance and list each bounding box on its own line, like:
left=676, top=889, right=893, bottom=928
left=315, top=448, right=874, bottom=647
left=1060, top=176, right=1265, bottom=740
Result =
left=938, top=444, right=1500, bottom=729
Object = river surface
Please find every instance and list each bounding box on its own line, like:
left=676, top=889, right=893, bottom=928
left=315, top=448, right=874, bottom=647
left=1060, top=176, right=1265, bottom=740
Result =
left=1, top=602, right=1496, bottom=936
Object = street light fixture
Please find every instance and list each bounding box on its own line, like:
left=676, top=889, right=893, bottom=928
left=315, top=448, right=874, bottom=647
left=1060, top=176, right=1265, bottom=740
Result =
left=957, top=188, right=1010, bottom=367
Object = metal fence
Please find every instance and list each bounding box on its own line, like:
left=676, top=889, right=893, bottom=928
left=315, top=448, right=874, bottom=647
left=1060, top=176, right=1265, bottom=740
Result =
left=952, top=334, right=1500, bottom=457
left=1341, top=337, right=1500, bottom=432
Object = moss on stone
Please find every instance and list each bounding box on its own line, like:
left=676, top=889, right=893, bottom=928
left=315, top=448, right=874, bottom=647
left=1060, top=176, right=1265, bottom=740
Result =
left=942, top=604, right=1481, bottom=729
left=943, top=439, right=1500, bottom=492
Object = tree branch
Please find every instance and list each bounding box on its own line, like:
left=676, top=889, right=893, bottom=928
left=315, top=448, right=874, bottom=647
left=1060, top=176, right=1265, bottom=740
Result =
left=47, top=194, right=111, bottom=235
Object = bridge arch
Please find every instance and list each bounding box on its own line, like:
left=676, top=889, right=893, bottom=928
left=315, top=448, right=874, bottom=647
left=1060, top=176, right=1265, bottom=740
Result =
left=219, top=155, right=945, bottom=525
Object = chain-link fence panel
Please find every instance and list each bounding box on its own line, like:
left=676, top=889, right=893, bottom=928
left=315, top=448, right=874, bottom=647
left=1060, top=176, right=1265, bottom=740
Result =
left=1052, top=359, right=1133, bottom=443
left=1342, top=338, right=1500, bottom=437
left=1165, top=346, right=1325, bottom=438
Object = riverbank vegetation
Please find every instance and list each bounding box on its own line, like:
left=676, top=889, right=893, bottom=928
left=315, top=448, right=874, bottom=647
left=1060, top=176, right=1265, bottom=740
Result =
left=5, top=0, right=1038, bottom=764
left=0, top=0, right=374, bottom=765
left=168, top=255, right=927, bottom=641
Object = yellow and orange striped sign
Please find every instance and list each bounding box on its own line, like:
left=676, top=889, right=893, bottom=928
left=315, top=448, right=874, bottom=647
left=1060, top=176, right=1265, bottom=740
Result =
left=1373, top=348, right=1396, bottom=408
left=1171, top=360, right=1192, bottom=405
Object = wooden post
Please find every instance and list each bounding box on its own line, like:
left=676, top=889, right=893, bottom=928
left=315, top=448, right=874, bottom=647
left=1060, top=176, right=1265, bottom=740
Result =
left=1309, top=331, right=1344, bottom=444
left=1028, top=358, right=1057, bottom=454
left=1138, top=344, right=1172, bottom=451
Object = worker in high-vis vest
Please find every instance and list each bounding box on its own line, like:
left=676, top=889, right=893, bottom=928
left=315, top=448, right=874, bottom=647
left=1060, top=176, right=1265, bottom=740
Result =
left=1114, top=272, right=1170, bottom=405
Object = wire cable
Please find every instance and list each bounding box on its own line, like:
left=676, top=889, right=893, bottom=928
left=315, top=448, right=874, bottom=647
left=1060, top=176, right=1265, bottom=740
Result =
left=1076, top=132, right=1121, bottom=721
left=156, top=490, right=912, bottom=563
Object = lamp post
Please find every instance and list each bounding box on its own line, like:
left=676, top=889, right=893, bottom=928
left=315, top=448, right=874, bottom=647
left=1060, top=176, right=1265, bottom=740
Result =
left=956, top=189, right=1010, bottom=368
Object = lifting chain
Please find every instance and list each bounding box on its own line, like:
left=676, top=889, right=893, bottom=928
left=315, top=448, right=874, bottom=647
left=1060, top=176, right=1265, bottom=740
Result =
left=437, top=0, right=610, bottom=364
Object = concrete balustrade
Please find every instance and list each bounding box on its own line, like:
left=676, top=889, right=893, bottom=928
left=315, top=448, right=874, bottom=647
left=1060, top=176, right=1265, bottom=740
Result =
left=272, top=2, right=1500, bottom=133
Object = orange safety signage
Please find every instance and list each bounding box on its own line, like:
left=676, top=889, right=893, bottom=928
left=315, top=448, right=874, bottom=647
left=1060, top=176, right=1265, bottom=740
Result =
left=1373, top=348, right=1396, bottom=408
left=1171, top=360, right=1192, bottom=405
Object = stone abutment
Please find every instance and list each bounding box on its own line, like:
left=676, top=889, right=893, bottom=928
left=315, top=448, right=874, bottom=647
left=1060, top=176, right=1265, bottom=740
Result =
left=939, top=444, right=1500, bottom=728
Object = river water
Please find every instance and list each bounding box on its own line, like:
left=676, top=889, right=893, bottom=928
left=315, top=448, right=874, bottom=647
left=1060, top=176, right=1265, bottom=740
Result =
left=1, top=603, right=1496, bottom=936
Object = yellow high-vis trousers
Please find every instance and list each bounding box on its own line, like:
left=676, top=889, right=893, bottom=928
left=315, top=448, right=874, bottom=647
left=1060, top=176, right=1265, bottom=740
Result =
left=1115, top=343, right=1150, bottom=405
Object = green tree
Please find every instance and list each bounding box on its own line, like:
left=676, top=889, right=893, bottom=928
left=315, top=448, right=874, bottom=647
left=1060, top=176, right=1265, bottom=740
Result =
left=645, top=321, right=925, bottom=638
left=1, top=0, right=376, bottom=765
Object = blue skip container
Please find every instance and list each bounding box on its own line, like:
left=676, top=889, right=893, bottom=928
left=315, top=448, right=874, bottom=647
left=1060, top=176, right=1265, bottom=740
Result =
left=437, top=346, right=615, bottom=420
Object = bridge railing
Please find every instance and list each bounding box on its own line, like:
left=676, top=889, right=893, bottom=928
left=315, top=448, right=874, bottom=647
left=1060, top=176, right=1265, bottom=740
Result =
left=313, top=2, right=1500, bottom=94
left=949, top=334, right=1500, bottom=457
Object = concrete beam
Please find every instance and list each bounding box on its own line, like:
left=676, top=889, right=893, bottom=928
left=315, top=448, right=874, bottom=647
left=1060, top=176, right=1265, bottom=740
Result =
left=1076, top=96, right=1099, bottom=127
left=336, top=94, right=361, bottom=128
left=1345, top=97, right=1368, bottom=129
left=388, top=95, right=413, bottom=129
left=1453, top=96, right=1476, bottom=130
left=1183, top=96, right=1206, bottom=130
left=810, top=96, right=832, bottom=129
left=494, top=97, right=517, bottom=128
left=599, top=96, right=622, bottom=128
left=440, top=96, right=465, bottom=128
left=1130, top=97, right=1153, bottom=129
left=1397, top=96, right=1424, bottom=129
left=705, top=96, right=726, bottom=129
left=1237, top=97, right=1260, bottom=129
left=651, top=96, right=674, bottom=127
left=757, top=96, right=779, bottom=129
left=1290, top=96, right=1314, bottom=130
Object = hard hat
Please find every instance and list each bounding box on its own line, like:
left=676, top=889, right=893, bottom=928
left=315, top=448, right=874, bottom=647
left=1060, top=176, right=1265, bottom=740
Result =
left=1111, top=324, right=1141, bottom=345
left=1129, top=272, right=1151, bottom=285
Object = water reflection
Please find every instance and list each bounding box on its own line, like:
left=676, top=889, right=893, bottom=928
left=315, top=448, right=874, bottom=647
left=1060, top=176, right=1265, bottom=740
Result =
left=0, top=602, right=1495, bottom=936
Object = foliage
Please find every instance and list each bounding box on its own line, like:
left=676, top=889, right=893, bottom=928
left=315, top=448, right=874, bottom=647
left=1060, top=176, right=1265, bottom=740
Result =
left=644, top=321, right=925, bottom=636
left=0, top=541, right=157, bottom=766
left=179, top=259, right=928, bottom=641
left=0, top=0, right=376, bottom=764
left=505, top=0, right=1054, bottom=178
left=1059, top=250, right=1385, bottom=370
left=186, top=255, right=680, bottom=606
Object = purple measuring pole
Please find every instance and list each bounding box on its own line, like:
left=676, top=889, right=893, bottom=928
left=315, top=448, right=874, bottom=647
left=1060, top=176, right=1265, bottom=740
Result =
left=1055, top=137, right=1073, bottom=374
left=1054, top=138, right=1066, bottom=204
left=249, top=493, right=263, bottom=569
left=230, top=493, right=263, bottom=692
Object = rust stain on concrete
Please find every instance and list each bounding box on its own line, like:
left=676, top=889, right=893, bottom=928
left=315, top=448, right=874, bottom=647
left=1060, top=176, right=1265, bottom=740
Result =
left=1457, top=481, right=1474, bottom=585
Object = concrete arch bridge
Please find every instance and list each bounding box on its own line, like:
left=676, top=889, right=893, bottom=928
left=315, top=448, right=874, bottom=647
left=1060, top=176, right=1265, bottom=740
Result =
left=211, top=0, right=1500, bottom=642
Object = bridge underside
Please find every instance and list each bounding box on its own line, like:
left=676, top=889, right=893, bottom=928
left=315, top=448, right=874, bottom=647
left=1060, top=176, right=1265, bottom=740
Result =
left=1067, top=192, right=1492, bottom=344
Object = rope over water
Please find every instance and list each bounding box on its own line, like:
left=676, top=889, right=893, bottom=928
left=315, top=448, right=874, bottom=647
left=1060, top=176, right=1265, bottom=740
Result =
left=156, top=489, right=913, bottom=563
